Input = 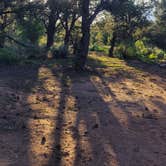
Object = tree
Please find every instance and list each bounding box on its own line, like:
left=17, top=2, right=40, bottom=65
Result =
left=91, top=12, right=114, bottom=46
left=108, top=0, right=150, bottom=57
left=151, top=0, right=166, bottom=50
left=75, top=0, right=111, bottom=71
left=45, top=0, right=61, bottom=49
left=0, top=0, right=44, bottom=48
left=0, top=0, right=17, bottom=47
left=59, top=0, right=80, bottom=50
left=155, top=0, right=166, bottom=27
left=16, top=2, right=45, bottom=46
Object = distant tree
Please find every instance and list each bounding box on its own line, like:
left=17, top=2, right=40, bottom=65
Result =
left=0, top=0, right=17, bottom=47
left=59, top=0, right=80, bottom=51
left=148, top=0, right=166, bottom=50
left=155, top=0, right=166, bottom=27
left=45, top=0, right=61, bottom=49
left=0, top=0, right=44, bottom=48
left=108, top=0, right=150, bottom=57
left=91, top=12, right=114, bottom=46
left=16, top=3, right=45, bottom=46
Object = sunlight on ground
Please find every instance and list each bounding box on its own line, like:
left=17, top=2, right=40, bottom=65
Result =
left=26, top=67, right=81, bottom=166
left=27, top=67, right=61, bottom=165
left=8, top=53, right=164, bottom=166
left=91, top=76, right=129, bottom=127
left=88, top=53, right=127, bottom=68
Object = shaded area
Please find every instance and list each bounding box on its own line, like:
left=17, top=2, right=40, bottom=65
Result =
left=0, top=65, right=40, bottom=166
left=46, top=62, right=166, bottom=166
left=0, top=56, right=166, bottom=166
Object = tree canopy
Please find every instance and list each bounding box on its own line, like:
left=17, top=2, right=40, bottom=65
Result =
left=0, top=0, right=165, bottom=69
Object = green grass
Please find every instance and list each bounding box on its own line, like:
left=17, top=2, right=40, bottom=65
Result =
left=89, top=45, right=109, bottom=54
left=87, top=53, right=126, bottom=69
left=0, top=47, right=21, bottom=64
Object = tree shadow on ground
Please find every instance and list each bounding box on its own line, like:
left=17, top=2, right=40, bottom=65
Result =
left=46, top=65, right=166, bottom=166
left=1, top=59, right=166, bottom=166
left=0, top=65, right=40, bottom=166
left=126, top=59, right=166, bottom=89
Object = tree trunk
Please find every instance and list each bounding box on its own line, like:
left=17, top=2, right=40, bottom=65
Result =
left=75, top=24, right=90, bottom=71
left=46, top=12, right=56, bottom=49
left=64, top=30, right=70, bottom=49
left=109, top=32, right=116, bottom=57
left=0, top=35, right=5, bottom=48
left=74, top=0, right=90, bottom=71
left=0, top=27, right=5, bottom=48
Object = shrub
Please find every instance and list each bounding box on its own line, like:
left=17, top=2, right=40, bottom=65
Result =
left=52, top=45, right=68, bottom=59
left=0, top=47, right=20, bottom=64
left=26, top=47, right=40, bottom=59
left=135, top=40, right=150, bottom=56
left=153, top=47, right=165, bottom=59
left=114, top=44, right=125, bottom=58
left=125, top=46, right=137, bottom=58
left=113, top=40, right=166, bottom=63
left=90, top=44, right=109, bottom=54
left=114, top=43, right=136, bottom=59
left=90, top=44, right=100, bottom=52
left=148, top=53, right=158, bottom=60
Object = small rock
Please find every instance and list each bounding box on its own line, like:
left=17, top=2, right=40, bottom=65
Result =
left=22, top=123, right=26, bottom=129
left=145, top=107, right=149, bottom=111
left=63, top=151, right=69, bottom=157
left=55, top=144, right=61, bottom=150
left=43, top=153, right=48, bottom=158
left=153, top=109, right=158, bottom=113
left=133, top=146, right=140, bottom=152
left=16, top=113, right=20, bottom=116
left=34, top=115, right=38, bottom=119
left=41, top=136, right=46, bottom=145
left=56, top=127, right=60, bottom=130
left=92, top=124, right=99, bottom=129
left=16, top=95, right=20, bottom=101
left=84, top=131, right=88, bottom=136
left=2, top=115, right=7, bottom=119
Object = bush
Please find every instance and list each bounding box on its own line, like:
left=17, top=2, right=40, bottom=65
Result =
left=125, top=46, right=137, bottom=58
left=90, top=44, right=109, bottom=54
left=90, top=44, right=100, bottom=52
left=114, top=44, right=125, bottom=58
left=135, top=40, right=150, bottom=56
left=148, top=53, right=158, bottom=60
left=114, top=40, right=166, bottom=63
left=153, top=47, right=165, bottom=59
left=114, top=43, right=136, bottom=59
left=26, top=47, right=46, bottom=59
left=0, top=47, right=20, bottom=64
left=52, top=45, right=68, bottom=59
left=134, top=40, right=166, bottom=63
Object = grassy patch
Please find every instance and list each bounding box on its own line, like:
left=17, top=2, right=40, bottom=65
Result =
left=0, top=47, right=21, bottom=64
left=89, top=45, right=109, bottom=54
left=87, top=53, right=126, bottom=69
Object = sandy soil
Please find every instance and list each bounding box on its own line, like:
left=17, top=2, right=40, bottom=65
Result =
left=0, top=57, right=166, bottom=166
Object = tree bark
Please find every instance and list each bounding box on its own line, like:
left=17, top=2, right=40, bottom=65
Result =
left=74, top=0, right=90, bottom=71
left=74, top=0, right=105, bottom=71
left=109, top=32, right=116, bottom=57
left=64, top=30, right=70, bottom=49
left=46, top=12, right=56, bottom=49
left=0, top=33, right=5, bottom=48
left=75, top=23, right=90, bottom=71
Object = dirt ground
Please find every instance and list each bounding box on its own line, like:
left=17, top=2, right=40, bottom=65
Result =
left=0, top=56, right=166, bottom=166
